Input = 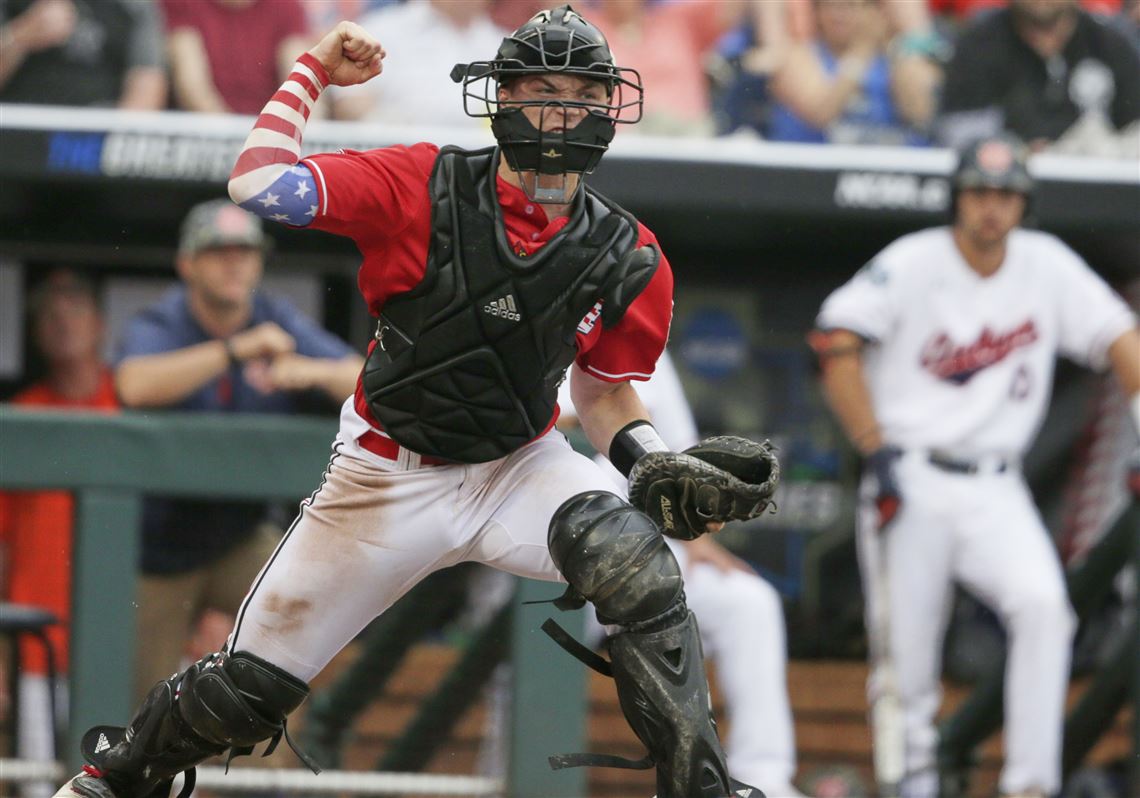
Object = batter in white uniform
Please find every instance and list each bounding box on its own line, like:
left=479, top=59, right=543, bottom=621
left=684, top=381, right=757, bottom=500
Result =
left=809, top=133, right=1140, bottom=798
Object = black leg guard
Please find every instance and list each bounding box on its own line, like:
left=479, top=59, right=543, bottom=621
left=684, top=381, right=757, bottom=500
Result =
left=78, top=650, right=310, bottom=798
left=608, top=609, right=730, bottom=798
left=547, top=491, right=731, bottom=798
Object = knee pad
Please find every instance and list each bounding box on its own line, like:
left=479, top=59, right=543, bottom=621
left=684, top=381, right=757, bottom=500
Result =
left=608, top=609, right=729, bottom=798
left=178, top=650, right=309, bottom=749
left=548, top=491, right=683, bottom=625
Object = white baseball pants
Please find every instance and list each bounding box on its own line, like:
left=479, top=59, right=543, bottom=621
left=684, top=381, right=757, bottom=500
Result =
left=229, top=428, right=616, bottom=682
left=857, top=450, right=1076, bottom=796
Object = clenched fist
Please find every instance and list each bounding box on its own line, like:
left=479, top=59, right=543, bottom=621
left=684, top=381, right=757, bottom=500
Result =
left=309, top=22, right=385, bottom=87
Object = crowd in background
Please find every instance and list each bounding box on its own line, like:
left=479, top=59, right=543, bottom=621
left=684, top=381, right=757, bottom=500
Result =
left=1, top=0, right=1138, bottom=155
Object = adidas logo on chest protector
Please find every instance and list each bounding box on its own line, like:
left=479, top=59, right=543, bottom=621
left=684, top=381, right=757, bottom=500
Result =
left=483, top=293, right=521, bottom=322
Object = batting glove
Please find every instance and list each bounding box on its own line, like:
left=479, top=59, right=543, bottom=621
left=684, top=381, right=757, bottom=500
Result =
left=866, top=445, right=903, bottom=530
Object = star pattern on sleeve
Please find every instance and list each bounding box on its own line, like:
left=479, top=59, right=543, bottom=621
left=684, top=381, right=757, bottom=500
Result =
left=240, top=165, right=321, bottom=226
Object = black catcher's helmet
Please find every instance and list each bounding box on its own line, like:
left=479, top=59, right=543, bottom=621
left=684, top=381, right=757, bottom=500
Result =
left=952, top=132, right=1034, bottom=204
left=451, top=5, right=643, bottom=200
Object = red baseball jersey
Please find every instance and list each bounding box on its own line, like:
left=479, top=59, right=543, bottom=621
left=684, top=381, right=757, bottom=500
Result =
left=303, top=142, right=674, bottom=432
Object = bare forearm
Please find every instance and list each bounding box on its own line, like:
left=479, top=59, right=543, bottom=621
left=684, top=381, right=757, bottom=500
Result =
left=571, top=373, right=652, bottom=457
left=168, top=30, right=229, bottom=113
left=773, top=48, right=871, bottom=128
left=0, top=25, right=31, bottom=88
left=1109, top=327, right=1140, bottom=399
left=314, top=355, right=364, bottom=401
left=890, top=54, right=940, bottom=129
left=118, top=66, right=168, bottom=111
left=820, top=355, right=883, bottom=454
left=115, top=341, right=230, bottom=407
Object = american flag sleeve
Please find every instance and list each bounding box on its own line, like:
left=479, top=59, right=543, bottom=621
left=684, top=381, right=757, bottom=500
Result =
left=227, top=52, right=329, bottom=226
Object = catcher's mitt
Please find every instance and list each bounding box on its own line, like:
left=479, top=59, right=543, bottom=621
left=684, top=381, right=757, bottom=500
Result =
left=627, top=435, right=779, bottom=540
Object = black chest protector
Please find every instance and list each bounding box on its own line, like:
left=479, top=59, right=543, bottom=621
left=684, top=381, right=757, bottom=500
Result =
left=361, top=146, right=659, bottom=464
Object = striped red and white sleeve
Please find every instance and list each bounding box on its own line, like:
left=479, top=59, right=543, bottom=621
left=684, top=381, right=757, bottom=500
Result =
left=227, top=52, right=329, bottom=226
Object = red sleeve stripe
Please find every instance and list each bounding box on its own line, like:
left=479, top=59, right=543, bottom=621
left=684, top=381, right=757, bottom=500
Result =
left=297, top=53, right=330, bottom=88
left=243, top=127, right=301, bottom=154
left=263, top=99, right=308, bottom=130
left=232, top=147, right=302, bottom=180
left=276, top=82, right=317, bottom=116
left=254, top=112, right=301, bottom=142
left=267, top=87, right=311, bottom=119
left=289, top=70, right=321, bottom=101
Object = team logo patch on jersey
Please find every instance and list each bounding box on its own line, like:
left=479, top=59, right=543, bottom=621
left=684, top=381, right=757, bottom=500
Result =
left=920, top=319, right=1038, bottom=384
left=483, top=293, right=521, bottom=322
left=577, top=300, right=604, bottom=335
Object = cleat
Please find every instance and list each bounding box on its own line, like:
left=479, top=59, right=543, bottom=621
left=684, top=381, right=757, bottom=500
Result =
left=52, top=773, right=117, bottom=798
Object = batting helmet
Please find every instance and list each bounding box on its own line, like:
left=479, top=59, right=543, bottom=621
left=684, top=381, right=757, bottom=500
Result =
left=450, top=5, right=643, bottom=192
left=950, top=132, right=1035, bottom=222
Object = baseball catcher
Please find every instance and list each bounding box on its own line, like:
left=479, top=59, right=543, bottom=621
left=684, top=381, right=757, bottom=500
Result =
left=55, top=7, right=780, bottom=798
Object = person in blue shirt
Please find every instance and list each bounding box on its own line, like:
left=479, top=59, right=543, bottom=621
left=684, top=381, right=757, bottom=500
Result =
left=766, top=0, right=936, bottom=145
left=113, top=198, right=363, bottom=705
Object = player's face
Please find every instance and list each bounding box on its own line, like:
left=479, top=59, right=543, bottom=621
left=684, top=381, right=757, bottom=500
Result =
left=34, top=288, right=104, bottom=365
left=955, top=188, right=1026, bottom=247
left=182, top=245, right=264, bottom=310
left=497, top=74, right=610, bottom=132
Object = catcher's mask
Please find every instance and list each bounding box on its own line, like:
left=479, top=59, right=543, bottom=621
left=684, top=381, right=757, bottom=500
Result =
left=450, top=4, right=643, bottom=203
left=950, top=131, right=1035, bottom=223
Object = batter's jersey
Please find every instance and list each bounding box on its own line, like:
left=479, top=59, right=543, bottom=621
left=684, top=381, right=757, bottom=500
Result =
left=816, top=226, right=1135, bottom=456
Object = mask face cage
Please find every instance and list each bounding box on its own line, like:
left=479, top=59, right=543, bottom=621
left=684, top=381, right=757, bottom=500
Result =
left=450, top=9, right=645, bottom=196
left=453, top=59, right=643, bottom=128
left=450, top=60, right=642, bottom=203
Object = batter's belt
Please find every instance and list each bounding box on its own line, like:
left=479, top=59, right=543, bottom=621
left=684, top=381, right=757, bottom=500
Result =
left=926, top=450, right=1018, bottom=475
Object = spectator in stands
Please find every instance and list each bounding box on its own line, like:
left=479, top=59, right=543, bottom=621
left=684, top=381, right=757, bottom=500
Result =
left=0, top=269, right=118, bottom=796
left=765, top=0, right=938, bottom=145
left=161, top=0, right=312, bottom=114
left=301, top=0, right=397, bottom=34
left=582, top=0, right=789, bottom=137
left=930, top=0, right=1124, bottom=28
left=937, top=0, right=1140, bottom=154
left=489, top=0, right=548, bottom=30
left=332, top=0, right=508, bottom=127
left=113, top=199, right=363, bottom=704
left=0, top=0, right=166, bottom=108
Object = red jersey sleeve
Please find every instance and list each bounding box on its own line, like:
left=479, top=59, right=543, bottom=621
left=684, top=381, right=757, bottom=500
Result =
left=576, top=222, right=674, bottom=382
left=302, top=142, right=438, bottom=245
